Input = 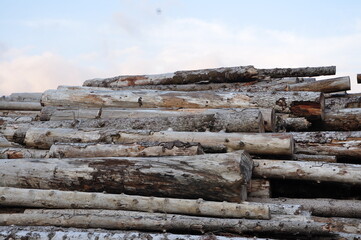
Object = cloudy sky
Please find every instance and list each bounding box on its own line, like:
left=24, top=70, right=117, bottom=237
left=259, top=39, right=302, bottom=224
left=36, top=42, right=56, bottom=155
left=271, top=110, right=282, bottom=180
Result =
left=1, top=0, right=361, bottom=95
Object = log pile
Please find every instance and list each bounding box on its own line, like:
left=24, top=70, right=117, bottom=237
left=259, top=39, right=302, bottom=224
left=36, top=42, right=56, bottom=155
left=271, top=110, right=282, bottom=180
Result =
left=1, top=65, right=361, bottom=239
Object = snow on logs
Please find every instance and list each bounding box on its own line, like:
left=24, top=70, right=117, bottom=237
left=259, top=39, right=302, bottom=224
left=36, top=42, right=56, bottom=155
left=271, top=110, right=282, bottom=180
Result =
left=0, top=151, right=253, bottom=202
left=41, top=89, right=325, bottom=120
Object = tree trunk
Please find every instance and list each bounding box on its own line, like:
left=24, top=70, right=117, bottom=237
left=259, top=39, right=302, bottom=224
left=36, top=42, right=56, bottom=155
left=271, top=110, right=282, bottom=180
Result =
left=0, top=187, right=269, bottom=219
left=0, top=209, right=332, bottom=236
left=248, top=198, right=361, bottom=218
left=321, top=108, right=361, bottom=131
left=0, top=148, right=48, bottom=159
left=292, top=154, right=337, bottom=163
left=277, top=115, right=311, bottom=132
left=0, top=135, right=19, bottom=148
left=41, top=89, right=325, bottom=119
left=48, top=142, right=203, bottom=158
left=0, top=110, right=40, bottom=117
left=4, top=92, right=42, bottom=102
left=24, top=128, right=294, bottom=156
left=247, top=179, right=270, bottom=198
left=0, top=151, right=252, bottom=202
left=292, top=131, right=361, bottom=159
left=0, top=101, right=42, bottom=111
left=325, top=93, right=361, bottom=110
left=286, top=76, right=350, bottom=93
left=0, top=116, right=36, bottom=124
left=252, top=159, right=361, bottom=184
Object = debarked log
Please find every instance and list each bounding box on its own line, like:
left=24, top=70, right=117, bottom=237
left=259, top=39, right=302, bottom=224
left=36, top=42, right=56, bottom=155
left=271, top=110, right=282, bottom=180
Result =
left=0, top=101, right=41, bottom=111
left=48, top=142, right=203, bottom=158
left=0, top=148, right=48, bottom=159
left=24, top=128, right=294, bottom=156
left=41, top=89, right=325, bottom=119
left=286, top=76, right=350, bottom=93
left=0, top=151, right=252, bottom=202
left=252, top=159, right=361, bottom=184
left=0, top=187, right=269, bottom=219
left=82, top=65, right=335, bottom=87
left=321, top=108, right=361, bottom=131
left=0, top=209, right=332, bottom=236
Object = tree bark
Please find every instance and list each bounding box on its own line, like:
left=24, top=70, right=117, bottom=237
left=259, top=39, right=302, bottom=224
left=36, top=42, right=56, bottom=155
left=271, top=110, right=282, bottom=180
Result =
left=292, top=131, right=361, bottom=159
left=357, top=74, right=361, bottom=84
left=292, top=154, right=337, bottom=163
left=82, top=65, right=335, bottom=87
left=258, top=108, right=275, bottom=132
left=0, top=209, right=332, bottom=236
left=247, top=179, right=270, bottom=198
left=0, top=187, right=269, bottom=219
left=277, top=115, right=311, bottom=132
left=4, top=92, right=42, bottom=102
left=41, top=89, right=325, bottom=119
left=0, top=101, right=42, bottom=111
left=0, top=135, right=19, bottom=148
left=321, top=108, right=361, bottom=131
left=0, top=110, right=40, bottom=117
left=325, top=93, right=361, bottom=110
left=24, top=128, right=294, bottom=156
left=0, top=148, right=48, bottom=159
left=252, top=159, right=361, bottom=184
left=286, top=76, right=350, bottom=93
left=248, top=198, right=361, bottom=218
left=0, top=151, right=252, bottom=202
left=48, top=142, right=203, bottom=158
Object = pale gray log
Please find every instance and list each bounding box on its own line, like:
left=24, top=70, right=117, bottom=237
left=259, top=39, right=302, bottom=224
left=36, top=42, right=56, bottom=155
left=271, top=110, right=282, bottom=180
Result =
left=292, top=154, right=337, bottom=163
left=0, top=101, right=42, bottom=111
left=0, top=148, right=48, bottom=159
left=286, top=76, right=350, bottom=93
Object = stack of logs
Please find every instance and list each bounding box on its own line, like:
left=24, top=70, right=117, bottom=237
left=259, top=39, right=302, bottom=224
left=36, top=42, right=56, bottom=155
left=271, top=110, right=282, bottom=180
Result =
left=1, top=65, right=361, bottom=239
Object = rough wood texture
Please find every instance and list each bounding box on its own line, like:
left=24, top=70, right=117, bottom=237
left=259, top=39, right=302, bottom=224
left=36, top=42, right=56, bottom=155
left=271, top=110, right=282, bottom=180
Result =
left=4, top=92, right=42, bottom=102
left=293, top=154, right=337, bottom=163
left=325, top=93, right=361, bottom=110
left=24, top=128, right=294, bottom=155
left=0, top=152, right=252, bottom=202
left=0, top=116, right=35, bottom=124
left=41, top=89, right=325, bottom=119
left=253, top=159, right=361, bottom=184
left=292, top=131, right=361, bottom=159
left=286, top=76, right=350, bottom=93
left=357, top=74, right=361, bottom=84
left=82, top=65, right=335, bottom=87
left=0, top=148, right=48, bottom=159
left=259, top=108, right=275, bottom=132
left=321, top=108, right=361, bottom=131
left=0, top=187, right=269, bottom=219
left=48, top=142, right=203, bottom=158
left=0, top=209, right=332, bottom=236
left=0, top=101, right=42, bottom=111
left=248, top=198, right=361, bottom=218
left=0, top=110, right=40, bottom=117
left=247, top=179, right=270, bottom=198
left=277, top=115, right=311, bottom=132
left=0, top=135, right=19, bottom=148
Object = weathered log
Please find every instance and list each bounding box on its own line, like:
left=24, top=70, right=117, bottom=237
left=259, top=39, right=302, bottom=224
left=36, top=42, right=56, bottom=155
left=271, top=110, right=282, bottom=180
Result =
left=292, top=131, right=361, bottom=159
left=0, top=101, right=42, bottom=111
left=248, top=198, right=361, bottom=218
left=82, top=65, right=335, bottom=87
left=277, top=114, right=311, bottom=132
left=321, top=108, right=361, bottom=131
left=0, top=152, right=252, bottom=202
left=357, top=74, right=361, bottom=84
left=41, top=89, right=325, bottom=119
left=24, top=128, right=294, bottom=155
left=0, top=187, right=269, bottom=219
left=286, top=76, right=350, bottom=93
left=0, top=209, right=332, bottom=236
left=0, top=148, right=48, bottom=159
left=247, top=179, right=270, bottom=198
left=0, top=116, right=35, bottom=124
left=253, top=159, right=361, bottom=184
left=0, top=110, right=40, bottom=117
left=6, top=92, right=42, bottom=102
left=292, top=154, right=337, bottom=163
left=0, top=226, right=260, bottom=240
left=48, top=142, right=203, bottom=158
left=325, top=93, right=361, bottom=110
left=0, top=135, right=19, bottom=148
left=259, top=108, right=275, bottom=132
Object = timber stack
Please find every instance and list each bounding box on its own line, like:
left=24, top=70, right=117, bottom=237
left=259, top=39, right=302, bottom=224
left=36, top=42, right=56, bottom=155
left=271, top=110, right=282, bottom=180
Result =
left=1, top=65, right=361, bottom=239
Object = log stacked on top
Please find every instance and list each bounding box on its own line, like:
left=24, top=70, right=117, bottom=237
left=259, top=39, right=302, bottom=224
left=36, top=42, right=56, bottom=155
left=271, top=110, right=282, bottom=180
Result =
left=1, top=65, right=361, bottom=239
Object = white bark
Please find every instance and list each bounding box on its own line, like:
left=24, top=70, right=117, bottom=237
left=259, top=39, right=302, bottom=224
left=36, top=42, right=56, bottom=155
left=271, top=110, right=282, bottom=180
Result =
left=326, top=93, right=361, bottom=110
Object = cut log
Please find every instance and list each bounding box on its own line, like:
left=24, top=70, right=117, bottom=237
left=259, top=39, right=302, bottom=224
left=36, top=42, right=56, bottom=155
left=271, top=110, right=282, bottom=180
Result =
left=292, top=131, right=361, bottom=159
left=0, top=209, right=332, bottom=236
left=277, top=115, right=311, bottom=132
left=0, top=148, right=48, bottom=159
left=24, top=128, right=294, bottom=155
left=321, top=108, right=361, bottom=131
left=248, top=198, right=361, bottom=218
left=0, top=101, right=42, bottom=111
left=259, top=108, right=275, bottom=132
left=0, top=110, right=40, bottom=117
left=0, top=187, right=269, bottom=219
left=82, top=65, right=335, bottom=87
left=6, top=92, right=42, bottom=102
left=292, top=154, right=337, bottom=163
left=325, top=93, right=361, bottom=110
left=0, top=226, right=261, bottom=240
left=286, top=76, right=350, bottom=93
left=0, top=135, right=19, bottom=148
left=357, top=74, right=361, bottom=84
left=0, top=116, right=35, bottom=124
left=0, top=151, right=252, bottom=202
left=48, top=142, right=203, bottom=158
left=41, top=89, right=325, bottom=119
left=247, top=179, right=270, bottom=198
left=253, top=159, right=361, bottom=184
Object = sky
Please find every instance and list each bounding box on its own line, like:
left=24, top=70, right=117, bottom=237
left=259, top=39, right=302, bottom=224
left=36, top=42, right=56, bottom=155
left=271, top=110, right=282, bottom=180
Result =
left=0, top=0, right=361, bottom=95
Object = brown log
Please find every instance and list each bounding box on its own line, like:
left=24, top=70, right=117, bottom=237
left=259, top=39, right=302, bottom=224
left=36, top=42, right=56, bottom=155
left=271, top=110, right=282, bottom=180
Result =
left=0, top=101, right=42, bottom=111
left=0, top=148, right=48, bottom=159
left=248, top=198, right=361, bottom=218
left=321, top=108, right=361, bottom=131
left=277, top=114, right=311, bottom=132
left=0, top=151, right=252, bottom=202
left=48, top=142, right=203, bottom=158
left=24, top=128, right=294, bottom=155
left=0, top=187, right=269, bottom=219
left=253, top=159, right=361, bottom=184
left=357, top=74, right=361, bottom=84
left=292, top=154, right=337, bottom=163
left=82, top=65, right=335, bottom=87
left=41, top=89, right=325, bottom=119
left=286, top=76, right=350, bottom=93
left=325, top=93, right=361, bottom=110
left=247, top=179, right=270, bottom=198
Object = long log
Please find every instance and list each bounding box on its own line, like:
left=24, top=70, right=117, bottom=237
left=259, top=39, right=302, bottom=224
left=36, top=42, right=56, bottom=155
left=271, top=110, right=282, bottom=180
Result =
left=24, top=128, right=294, bottom=155
left=248, top=198, right=361, bottom=218
left=0, top=101, right=42, bottom=111
left=292, top=154, right=337, bottom=163
left=253, top=159, right=361, bottom=184
left=0, top=148, right=48, bottom=159
left=286, top=76, right=350, bottom=93
left=48, top=142, right=203, bottom=158
left=82, top=65, right=335, bottom=87
left=0, top=135, right=19, bottom=148
left=0, top=209, right=332, bottom=236
left=0, top=152, right=252, bottom=202
left=41, top=89, right=325, bottom=119
left=325, top=93, right=361, bottom=110
left=0, top=187, right=269, bottom=219
left=292, top=131, right=361, bottom=159
left=321, top=108, right=361, bottom=131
